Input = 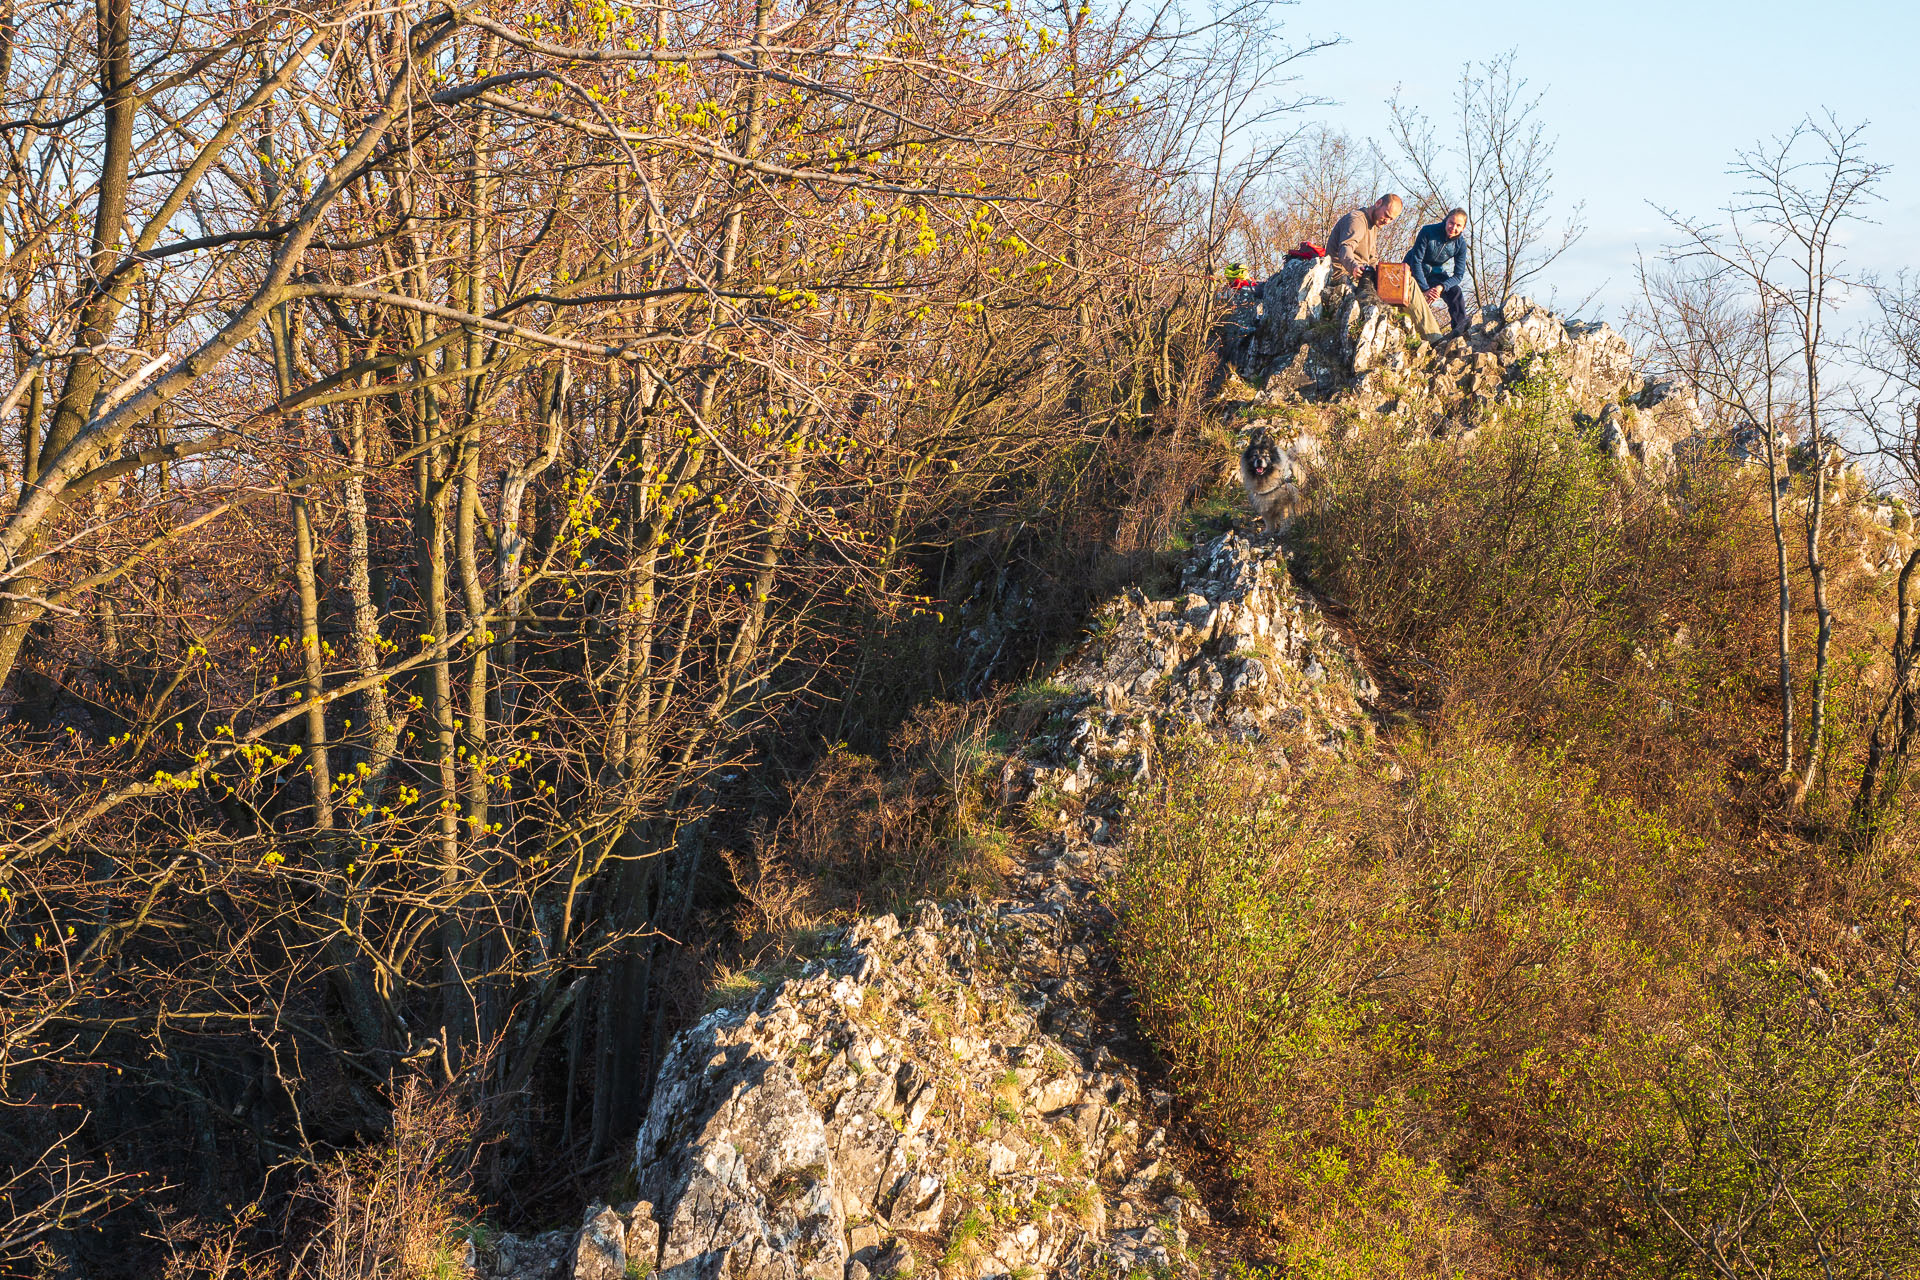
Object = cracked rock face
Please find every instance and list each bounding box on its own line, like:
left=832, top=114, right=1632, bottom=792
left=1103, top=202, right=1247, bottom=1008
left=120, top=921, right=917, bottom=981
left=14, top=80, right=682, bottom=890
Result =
left=639, top=1031, right=848, bottom=1280
left=1046, top=533, right=1372, bottom=767
left=1223, top=259, right=1420, bottom=396
left=622, top=904, right=1162, bottom=1280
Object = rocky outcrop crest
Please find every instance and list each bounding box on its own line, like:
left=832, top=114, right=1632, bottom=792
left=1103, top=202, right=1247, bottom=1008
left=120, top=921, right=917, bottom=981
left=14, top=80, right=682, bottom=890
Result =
left=1219, top=263, right=1704, bottom=466
left=1215, top=264, right=1912, bottom=576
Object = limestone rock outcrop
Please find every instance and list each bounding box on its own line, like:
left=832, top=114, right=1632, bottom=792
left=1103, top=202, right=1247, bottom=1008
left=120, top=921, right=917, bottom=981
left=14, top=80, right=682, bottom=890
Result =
left=1220, top=256, right=1415, bottom=394
left=480, top=534, right=1370, bottom=1280
left=630, top=904, right=1150, bottom=1280
left=1219, top=265, right=1705, bottom=467
left=1214, top=265, right=1914, bottom=583
left=1042, top=531, right=1372, bottom=781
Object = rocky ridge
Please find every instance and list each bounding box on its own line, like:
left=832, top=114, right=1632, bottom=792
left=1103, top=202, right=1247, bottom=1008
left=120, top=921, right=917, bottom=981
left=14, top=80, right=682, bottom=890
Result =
left=1218, top=259, right=1914, bottom=570
left=472, top=534, right=1373, bottom=1280
left=1219, top=257, right=1705, bottom=466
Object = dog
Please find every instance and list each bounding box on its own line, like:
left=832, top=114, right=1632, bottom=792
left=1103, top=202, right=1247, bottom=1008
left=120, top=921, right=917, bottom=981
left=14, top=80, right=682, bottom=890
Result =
left=1239, top=427, right=1302, bottom=535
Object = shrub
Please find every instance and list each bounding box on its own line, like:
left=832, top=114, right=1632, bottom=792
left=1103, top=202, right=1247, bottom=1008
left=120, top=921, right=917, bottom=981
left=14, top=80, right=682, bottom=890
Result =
left=159, top=1077, right=479, bottom=1280
left=1300, top=394, right=1920, bottom=857
left=1115, top=729, right=1719, bottom=1273
left=1628, top=963, right=1920, bottom=1279
left=1301, top=407, right=1729, bottom=724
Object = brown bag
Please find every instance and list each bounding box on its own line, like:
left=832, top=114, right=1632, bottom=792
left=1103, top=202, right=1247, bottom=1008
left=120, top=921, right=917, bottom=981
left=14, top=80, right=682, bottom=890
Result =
left=1374, top=262, right=1414, bottom=308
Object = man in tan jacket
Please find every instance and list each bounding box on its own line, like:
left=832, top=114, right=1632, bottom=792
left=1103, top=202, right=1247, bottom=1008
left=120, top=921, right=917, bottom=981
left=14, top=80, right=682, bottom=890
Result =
left=1326, top=194, right=1441, bottom=338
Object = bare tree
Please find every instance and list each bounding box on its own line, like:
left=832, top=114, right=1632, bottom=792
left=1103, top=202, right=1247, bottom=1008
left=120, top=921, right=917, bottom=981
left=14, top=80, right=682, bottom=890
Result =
left=1634, top=113, right=1882, bottom=804
left=1381, top=49, right=1586, bottom=313
left=1226, top=126, right=1387, bottom=278
left=1733, top=115, right=1885, bottom=804
left=1634, top=244, right=1800, bottom=775
left=1165, top=11, right=1338, bottom=278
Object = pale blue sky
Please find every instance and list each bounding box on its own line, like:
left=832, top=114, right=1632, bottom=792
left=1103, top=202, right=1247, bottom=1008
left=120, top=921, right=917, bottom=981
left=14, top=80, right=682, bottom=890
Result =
left=1282, top=0, right=1920, bottom=326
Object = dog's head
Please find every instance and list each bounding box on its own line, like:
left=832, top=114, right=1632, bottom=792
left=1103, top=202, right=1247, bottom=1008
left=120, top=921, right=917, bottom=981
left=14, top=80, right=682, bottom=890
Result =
left=1241, top=429, right=1282, bottom=479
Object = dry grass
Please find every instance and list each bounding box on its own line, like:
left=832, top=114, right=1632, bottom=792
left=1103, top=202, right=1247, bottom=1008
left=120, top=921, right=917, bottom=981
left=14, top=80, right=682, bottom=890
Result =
left=717, top=699, right=1019, bottom=981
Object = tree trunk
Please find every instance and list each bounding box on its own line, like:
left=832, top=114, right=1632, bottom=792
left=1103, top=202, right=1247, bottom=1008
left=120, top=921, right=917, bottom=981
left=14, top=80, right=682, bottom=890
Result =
left=1793, top=381, right=1834, bottom=806
left=0, top=0, right=136, bottom=688
left=1760, top=410, right=1795, bottom=776
left=1850, top=546, right=1920, bottom=853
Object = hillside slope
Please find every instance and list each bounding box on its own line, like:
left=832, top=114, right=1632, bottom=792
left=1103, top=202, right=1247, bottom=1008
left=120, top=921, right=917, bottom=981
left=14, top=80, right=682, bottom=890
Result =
left=475, top=275, right=1916, bottom=1280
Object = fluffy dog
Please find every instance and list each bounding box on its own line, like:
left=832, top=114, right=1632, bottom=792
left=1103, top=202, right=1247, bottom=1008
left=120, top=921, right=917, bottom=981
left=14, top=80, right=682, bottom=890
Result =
left=1239, top=428, right=1301, bottom=535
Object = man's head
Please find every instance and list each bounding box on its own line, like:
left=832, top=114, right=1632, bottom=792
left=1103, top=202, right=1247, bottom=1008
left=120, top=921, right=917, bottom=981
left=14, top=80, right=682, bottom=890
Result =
left=1368, top=194, right=1403, bottom=228
left=1444, top=207, right=1468, bottom=239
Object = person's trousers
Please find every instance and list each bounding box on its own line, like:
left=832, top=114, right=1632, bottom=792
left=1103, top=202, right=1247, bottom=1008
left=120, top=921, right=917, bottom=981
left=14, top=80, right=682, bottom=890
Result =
left=1401, top=282, right=1443, bottom=338
left=1435, top=285, right=1468, bottom=334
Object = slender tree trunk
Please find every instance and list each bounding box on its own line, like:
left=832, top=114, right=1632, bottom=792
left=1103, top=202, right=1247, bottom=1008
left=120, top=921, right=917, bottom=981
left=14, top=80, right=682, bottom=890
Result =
left=272, top=305, right=335, bottom=832
left=456, top=444, right=488, bottom=835
left=1794, top=366, right=1834, bottom=805
left=1760, top=403, right=1795, bottom=776
left=339, top=393, right=401, bottom=804
left=281, top=314, right=392, bottom=1053
left=587, top=529, right=668, bottom=1160
left=327, top=391, right=396, bottom=1050
left=292, top=492, right=335, bottom=830
left=1850, top=546, right=1920, bottom=852
left=495, top=364, right=566, bottom=682
left=459, top=98, right=495, bottom=854
left=411, top=371, right=467, bottom=1044
left=0, top=0, right=136, bottom=688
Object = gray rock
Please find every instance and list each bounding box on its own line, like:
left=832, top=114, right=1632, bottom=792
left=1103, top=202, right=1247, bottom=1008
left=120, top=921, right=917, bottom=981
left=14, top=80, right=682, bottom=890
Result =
left=1223, top=270, right=1717, bottom=499
left=1596, top=403, right=1630, bottom=459
left=481, top=1229, right=574, bottom=1280
left=573, top=1203, right=628, bottom=1280
left=637, top=1023, right=848, bottom=1280
left=846, top=1224, right=883, bottom=1261
left=1225, top=262, right=1415, bottom=395
left=622, top=1201, right=662, bottom=1273
left=871, top=1241, right=914, bottom=1278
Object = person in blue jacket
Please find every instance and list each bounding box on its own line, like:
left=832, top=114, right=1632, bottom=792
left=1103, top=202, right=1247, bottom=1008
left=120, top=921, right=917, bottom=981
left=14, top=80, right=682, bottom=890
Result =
left=1405, top=208, right=1470, bottom=337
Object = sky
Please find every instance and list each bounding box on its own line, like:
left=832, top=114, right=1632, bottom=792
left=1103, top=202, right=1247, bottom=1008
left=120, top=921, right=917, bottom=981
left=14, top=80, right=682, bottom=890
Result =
left=1276, top=0, right=1920, bottom=328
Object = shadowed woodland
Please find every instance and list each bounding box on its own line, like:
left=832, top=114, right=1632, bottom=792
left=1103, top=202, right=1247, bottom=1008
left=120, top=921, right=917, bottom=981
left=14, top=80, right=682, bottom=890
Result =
left=0, top=0, right=1283, bottom=1267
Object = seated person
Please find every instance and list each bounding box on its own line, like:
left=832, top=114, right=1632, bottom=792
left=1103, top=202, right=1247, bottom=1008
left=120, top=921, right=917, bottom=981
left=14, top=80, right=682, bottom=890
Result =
left=1405, top=208, right=1471, bottom=337
left=1326, top=194, right=1440, bottom=338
